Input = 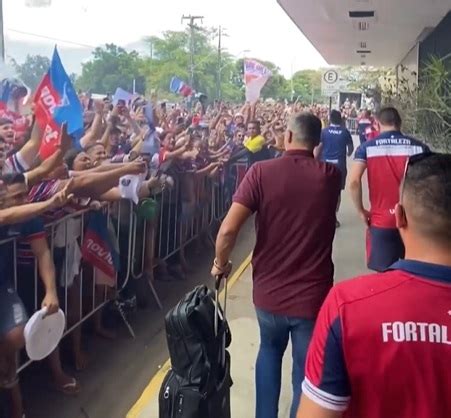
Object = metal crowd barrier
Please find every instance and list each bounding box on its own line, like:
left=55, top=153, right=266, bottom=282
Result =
left=1, top=164, right=242, bottom=374
left=129, top=168, right=241, bottom=293
left=346, top=117, right=359, bottom=135
left=11, top=202, right=134, bottom=372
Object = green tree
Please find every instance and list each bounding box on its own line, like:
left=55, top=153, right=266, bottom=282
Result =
left=77, top=44, right=145, bottom=94
left=11, top=54, right=51, bottom=90
left=141, top=28, right=242, bottom=101
left=291, top=69, right=323, bottom=103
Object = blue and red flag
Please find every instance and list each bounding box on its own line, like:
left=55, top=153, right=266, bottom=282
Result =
left=0, top=78, right=30, bottom=138
left=0, top=79, right=13, bottom=112
left=34, top=47, right=83, bottom=159
left=169, top=76, right=193, bottom=97
left=81, top=212, right=120, bottom=282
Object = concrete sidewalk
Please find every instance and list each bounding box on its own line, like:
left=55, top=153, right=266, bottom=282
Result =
left=130, top=141, right=370, bottom=417
left=130, top=265, right=293, bottom=418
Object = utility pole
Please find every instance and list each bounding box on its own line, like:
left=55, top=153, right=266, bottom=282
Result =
left=217, top=26, right=222, bottom=100
left=0, top=0, right=5, bottom=62
left=216, top=26, right=228, bottom=101
left=181, top=15, right=203, bottom=89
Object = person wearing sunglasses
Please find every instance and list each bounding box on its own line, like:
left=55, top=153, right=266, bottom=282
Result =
left=297, top=152, right=451, bottom=418
left=349, top=107, right=430, bottom=271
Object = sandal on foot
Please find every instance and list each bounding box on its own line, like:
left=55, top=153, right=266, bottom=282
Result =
left=56, top=378, right=81, bottom=396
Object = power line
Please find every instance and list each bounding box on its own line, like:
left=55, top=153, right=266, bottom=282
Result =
left=6, top=28, right=97, bottom=49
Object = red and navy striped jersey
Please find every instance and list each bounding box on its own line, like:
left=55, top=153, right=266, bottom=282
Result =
left=354, top=131, right=429, bottom=228
left=0, top=219, right=46, bottom=272
left=303, top=260, right=451, bottom=418
left=2, top=149, right=30, bottom=175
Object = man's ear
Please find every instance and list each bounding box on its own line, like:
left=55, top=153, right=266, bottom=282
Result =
left=286, top=130, right=293, bottom=145
left=395, top=203, right=407, bottom=229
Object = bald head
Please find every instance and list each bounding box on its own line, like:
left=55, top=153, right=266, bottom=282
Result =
left=286, top=112, right=322, bottom=149
left=402, top=153, right=451, bottom=244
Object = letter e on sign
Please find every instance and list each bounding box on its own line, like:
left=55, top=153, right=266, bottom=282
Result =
left=321, top=70, right=340, bottom=96
left=324, top=70, right=338, bottom=84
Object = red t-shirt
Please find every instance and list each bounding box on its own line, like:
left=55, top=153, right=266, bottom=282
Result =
left=303, top=260, right=451, bottom=418
left=354, top=131, right=429, bottom=228
left=233, top=149, right=341, bottom=318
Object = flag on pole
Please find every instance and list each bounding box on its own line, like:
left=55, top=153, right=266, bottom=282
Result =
left=0, top=76, right=31, bottom=138
left=81, top=212, right=120, bottom=286
left=244, top=59, right=272, bottom=103
left=34, top=47, right=83, bottom=159
left=169, top=77, right=193, bottom=97
left=112, top=87, right=134, bottom=106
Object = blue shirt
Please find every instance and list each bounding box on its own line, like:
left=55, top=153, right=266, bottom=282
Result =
left=320, top=125, right=353, bottom=167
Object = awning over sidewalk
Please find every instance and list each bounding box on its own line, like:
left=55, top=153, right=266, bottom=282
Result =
left=277, top=0, right=451, bottom=66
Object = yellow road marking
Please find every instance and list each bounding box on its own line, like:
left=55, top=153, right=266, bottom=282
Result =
left=126, top=253, right=252, bottom=418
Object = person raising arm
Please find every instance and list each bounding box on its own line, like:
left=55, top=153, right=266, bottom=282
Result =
left=0, top=177, right=74, bottom=225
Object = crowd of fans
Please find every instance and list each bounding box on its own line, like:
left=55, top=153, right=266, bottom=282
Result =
left=0, top=82, right=335, bottom=418
left=0, top=77, right=379, bottom=417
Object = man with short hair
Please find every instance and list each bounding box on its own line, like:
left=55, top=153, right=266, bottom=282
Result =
left=316, top=110, right=354, bottom=227
left=0, top=118, right=15, bottom=151
left=212, top=112, right=341, bottom=418
left=297, top=152, right=451, bottom=418
left=349, top=107, right=429, bottom=271
left=244, top=120, right=270, bottom=165
left=0, top=118, right=44, bottom=175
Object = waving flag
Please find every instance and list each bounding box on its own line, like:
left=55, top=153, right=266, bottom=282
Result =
left=244, top=59, right=272, bottom=103
left=112, top=87, right=134, bottom=106
left=81, top=212, right=120, bottom=285
left=0, top=77, right=31, bottom=137
left=0, top=79, right=13, bottom=111
left=34, top=47, right=83, bottom=159
left=169, top=77, right=193, bottom=97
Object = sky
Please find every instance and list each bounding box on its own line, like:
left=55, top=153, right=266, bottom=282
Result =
left=3, top=0, right=328, bottom=76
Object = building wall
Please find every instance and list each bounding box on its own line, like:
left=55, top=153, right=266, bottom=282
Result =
left=419, top=10, right=451, bottom=76
left=396, top=43, right=419, bottom=93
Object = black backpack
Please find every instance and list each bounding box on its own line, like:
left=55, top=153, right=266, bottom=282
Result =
left=159, top=284, right=233, bottom=418
left=164, top=285, right=231, bottom=390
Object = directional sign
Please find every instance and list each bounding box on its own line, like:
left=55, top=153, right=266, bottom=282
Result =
left=321, top=69, right=341, bottom=97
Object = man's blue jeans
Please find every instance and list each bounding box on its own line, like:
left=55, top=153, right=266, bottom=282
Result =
left=255, top=307, right=315, bottom=418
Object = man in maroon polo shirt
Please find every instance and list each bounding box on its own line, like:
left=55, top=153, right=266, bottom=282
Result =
left=212, top=112, right=341, bottom=418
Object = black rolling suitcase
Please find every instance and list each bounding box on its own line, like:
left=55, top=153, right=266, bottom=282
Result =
left=159, top=277, right=232, bottom=418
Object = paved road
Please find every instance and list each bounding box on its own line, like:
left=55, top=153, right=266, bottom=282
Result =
left=20, top=137, right=369, bottom=418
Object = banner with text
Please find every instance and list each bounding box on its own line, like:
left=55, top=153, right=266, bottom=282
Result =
left=244, top=59, right=272, bottom=103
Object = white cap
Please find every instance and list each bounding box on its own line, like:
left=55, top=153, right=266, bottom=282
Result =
left=24, top=307, right=66, bottom=361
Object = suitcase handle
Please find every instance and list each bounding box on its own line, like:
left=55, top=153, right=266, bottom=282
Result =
left=214, top=274, right=228, bottom=337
